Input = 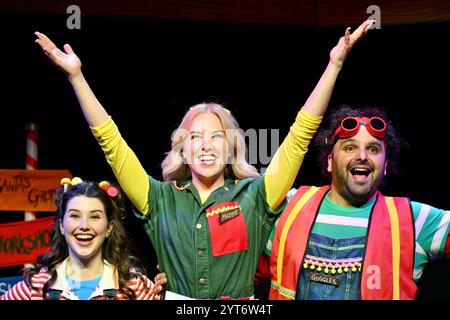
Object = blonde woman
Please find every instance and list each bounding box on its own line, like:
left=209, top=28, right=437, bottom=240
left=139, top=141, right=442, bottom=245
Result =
left=35, top=19, right=373, bottom=299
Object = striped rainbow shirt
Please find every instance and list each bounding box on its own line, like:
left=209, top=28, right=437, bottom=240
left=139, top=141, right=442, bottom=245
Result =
left=266, top=189, right=450, bottom=282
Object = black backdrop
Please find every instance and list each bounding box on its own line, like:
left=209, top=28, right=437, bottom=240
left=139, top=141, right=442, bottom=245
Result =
left=0, top=11, right=449, bottom=299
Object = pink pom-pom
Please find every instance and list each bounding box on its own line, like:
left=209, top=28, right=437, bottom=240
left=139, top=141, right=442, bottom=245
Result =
left=107, top=186, right=119, bottom=197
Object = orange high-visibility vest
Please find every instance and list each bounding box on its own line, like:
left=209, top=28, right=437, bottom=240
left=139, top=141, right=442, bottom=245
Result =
left=269, top=186, right=417, bottom=300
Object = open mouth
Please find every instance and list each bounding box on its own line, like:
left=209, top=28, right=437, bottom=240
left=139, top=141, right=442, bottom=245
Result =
left=349, top=166, right=372, bottom=182
left=199, top=154, right=217, bottom=165
left=74, top=234, right=95, bottom=243
left=350, top=167, right=371, bottom=176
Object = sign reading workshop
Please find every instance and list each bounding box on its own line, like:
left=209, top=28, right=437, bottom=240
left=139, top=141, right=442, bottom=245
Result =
left=0, top=216, right=54, bottom=267
left=0, top=169, right=72, bottom=267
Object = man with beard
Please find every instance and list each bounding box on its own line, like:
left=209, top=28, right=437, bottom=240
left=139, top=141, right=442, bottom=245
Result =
left=263, top=105, right=450, bottom=300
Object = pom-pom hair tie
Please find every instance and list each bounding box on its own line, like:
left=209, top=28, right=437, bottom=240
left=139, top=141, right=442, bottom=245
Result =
left=71, top=177, right=83, bottom=186
left=60, top=177, right=83, bottom=193
left=106, top=186, right=119, bottom=198
left=99, top=180, right=119, bottom=198
left=60, top=177, right=72, bottom=193
left=99, top=181, right=110, bottom=191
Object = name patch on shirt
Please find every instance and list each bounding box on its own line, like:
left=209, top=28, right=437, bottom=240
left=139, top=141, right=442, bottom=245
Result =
left=206, top=201, right=247, bottom=256
left=309, top=273, right=340, bottom=286
left=219, top=207, right=241, bottom=224
left=206, top=202, right=242, bottom=224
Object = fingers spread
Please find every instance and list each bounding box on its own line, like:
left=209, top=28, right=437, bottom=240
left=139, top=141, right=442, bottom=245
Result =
left=34, top=32, right=58, bottom=55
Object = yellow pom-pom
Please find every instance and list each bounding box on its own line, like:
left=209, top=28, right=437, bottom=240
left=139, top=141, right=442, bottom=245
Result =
left=60, top=177, right=71, bottom=185
left=99, top=181, right=110, bottom=191
left=71, top=177, right=83, bottom=185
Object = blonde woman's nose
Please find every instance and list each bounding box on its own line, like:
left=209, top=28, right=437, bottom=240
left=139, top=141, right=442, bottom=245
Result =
left=201, top=138, right=213, bottom=151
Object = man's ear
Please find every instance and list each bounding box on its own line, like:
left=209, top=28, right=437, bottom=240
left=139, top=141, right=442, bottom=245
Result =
left=327, top=153, right=333, bottom=173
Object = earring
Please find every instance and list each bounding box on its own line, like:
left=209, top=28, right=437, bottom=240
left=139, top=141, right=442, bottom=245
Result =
left=181, top=152, right=187, bottom=164
left=227, top=153, right=233, bottom=163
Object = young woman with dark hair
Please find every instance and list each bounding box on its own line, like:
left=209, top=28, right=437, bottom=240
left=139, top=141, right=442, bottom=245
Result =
left=1, top=178, right=158, bottom=300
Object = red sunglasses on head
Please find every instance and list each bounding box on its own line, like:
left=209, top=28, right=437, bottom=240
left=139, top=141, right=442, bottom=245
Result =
left=327, top=116, right=387, bottom=146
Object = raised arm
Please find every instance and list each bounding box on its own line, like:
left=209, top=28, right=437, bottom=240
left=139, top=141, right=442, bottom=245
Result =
left=34, top=32, right=108, bottom=127
left=302, top=19, right=374, bottom=116
left=264, top=19, right=375, bottom=210
left=34, top=32, right=150, bottom=214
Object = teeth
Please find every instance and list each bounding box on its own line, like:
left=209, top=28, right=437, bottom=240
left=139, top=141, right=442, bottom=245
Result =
left=75, top=235, right=94, bottom=241
left=200, top=155, right=216, bottom=161
left=351, top=167, right=370, bottom=176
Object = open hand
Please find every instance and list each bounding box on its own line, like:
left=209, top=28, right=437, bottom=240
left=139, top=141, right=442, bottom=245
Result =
left=329, top=19, right=375, bottom=69
left=34, top=31, right=82, bottom=78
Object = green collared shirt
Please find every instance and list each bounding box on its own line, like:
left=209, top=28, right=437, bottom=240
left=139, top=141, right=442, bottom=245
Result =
left=134, top=176, right=285, bottom=299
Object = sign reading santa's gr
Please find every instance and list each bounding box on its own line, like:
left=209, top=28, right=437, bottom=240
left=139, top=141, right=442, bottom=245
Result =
left=0, top=169, right=72, bottom=212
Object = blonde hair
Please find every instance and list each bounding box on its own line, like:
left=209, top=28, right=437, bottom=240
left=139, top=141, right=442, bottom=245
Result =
left=161, top=103, right=260, bottom=182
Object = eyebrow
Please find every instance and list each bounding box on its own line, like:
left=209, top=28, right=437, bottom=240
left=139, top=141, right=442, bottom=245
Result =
left=67, top=209, right=104, bottom=214
left=341, top=138, right=382, bottom=146
left=189, top=130, right=225, bottom=134
left=367, top=141, right=383, bottom=148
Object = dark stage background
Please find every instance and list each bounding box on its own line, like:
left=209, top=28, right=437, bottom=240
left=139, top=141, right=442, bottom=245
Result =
left=0, top=10, right=449, bottom=299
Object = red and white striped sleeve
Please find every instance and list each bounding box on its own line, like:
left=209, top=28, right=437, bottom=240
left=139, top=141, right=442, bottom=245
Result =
left=0, top=281, right=32, bottom=300
left=132, top=275, right=155, bottom=300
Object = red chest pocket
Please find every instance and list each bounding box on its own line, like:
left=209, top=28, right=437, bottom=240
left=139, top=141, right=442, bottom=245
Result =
left=206, top=201, right=248, bottom=256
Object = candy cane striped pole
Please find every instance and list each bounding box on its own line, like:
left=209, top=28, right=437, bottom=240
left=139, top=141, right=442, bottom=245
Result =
left=25, top=123, right=39, bottom=221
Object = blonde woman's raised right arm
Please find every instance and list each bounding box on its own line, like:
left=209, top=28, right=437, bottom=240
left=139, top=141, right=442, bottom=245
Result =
left=35, top=32, right=108, bottom=127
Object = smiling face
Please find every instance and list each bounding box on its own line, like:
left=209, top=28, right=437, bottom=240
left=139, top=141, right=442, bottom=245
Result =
left=327, top=125, right=387, bottom=206
left=183, top=112, right=229, bottom=187
left=59, top=196, right=112, bottom=264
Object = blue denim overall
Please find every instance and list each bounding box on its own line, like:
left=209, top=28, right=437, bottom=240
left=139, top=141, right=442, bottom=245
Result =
left=296, top=233, right=366, bottom=300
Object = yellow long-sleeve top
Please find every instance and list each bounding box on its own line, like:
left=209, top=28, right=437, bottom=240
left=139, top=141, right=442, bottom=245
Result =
left=91, top=109, right=321, bottom=299
left=91, top=110, right=322, bottom=214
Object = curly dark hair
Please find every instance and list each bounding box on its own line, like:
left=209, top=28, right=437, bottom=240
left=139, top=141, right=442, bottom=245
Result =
left=313, top=104, right=406, bottom=182
left=23, top=180, right=148, bottom=300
